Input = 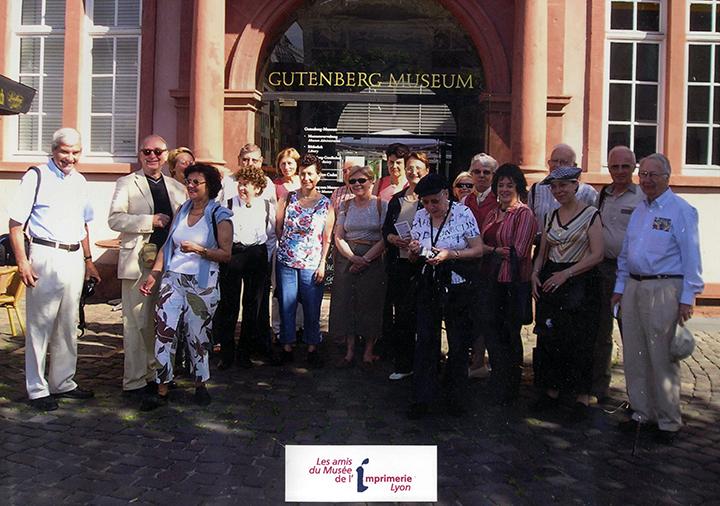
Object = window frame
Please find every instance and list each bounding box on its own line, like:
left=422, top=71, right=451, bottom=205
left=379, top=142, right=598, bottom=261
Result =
left=601, top=0, right=666, bottom=170
left=83, top=0, right=142, bottom=161
left=4, top=0, right=143, bottom=163
left=7, top=0, right=66, bottom=159
left=684, top=0, right=720, bottom=174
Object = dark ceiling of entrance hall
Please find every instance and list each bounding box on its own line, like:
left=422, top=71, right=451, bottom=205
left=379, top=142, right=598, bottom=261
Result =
left=266, top=0, right=485, bottom=93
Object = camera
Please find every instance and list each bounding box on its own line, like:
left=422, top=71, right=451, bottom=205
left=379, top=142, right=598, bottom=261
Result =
left=419, top=247, right=438, bottom=260
left=81, top=277, right=97, bottom=299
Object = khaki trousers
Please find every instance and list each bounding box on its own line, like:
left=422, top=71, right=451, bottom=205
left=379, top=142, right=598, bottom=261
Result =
left=121, top=268, right=158, bottom=391
left=25, top=245, right=85, bottom=399
left=621, top=277, right=683, bottom=431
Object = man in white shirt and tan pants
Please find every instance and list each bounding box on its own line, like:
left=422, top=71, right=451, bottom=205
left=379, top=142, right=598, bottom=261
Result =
left=8, top=128, right=100, bottom=411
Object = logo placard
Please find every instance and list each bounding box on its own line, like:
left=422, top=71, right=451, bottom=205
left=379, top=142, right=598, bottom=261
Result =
left=285, top=445, right=437, bottom=502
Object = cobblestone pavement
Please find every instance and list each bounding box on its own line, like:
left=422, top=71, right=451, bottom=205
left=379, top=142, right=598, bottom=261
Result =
left=1, top=299, right=719, bottom=505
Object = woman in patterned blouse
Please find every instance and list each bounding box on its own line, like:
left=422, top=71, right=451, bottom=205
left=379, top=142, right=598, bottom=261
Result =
left=275, top=154, right=335, bottom=368
left=530, top=166, right=604, bottom=421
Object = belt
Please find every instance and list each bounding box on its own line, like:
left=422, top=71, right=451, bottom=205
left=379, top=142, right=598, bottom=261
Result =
left=232, top=242, right=264, bottom=252
left=348, top=239, right=375, bottom=246
left=31, top=237, right=81, bottom=252
left=629, top=273, right=683, bottom=281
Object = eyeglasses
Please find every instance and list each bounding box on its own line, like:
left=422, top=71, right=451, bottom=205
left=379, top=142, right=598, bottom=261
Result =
left=348, top=178, right=368, bottom=185
left=638, top=171, right=668, bottom=179
left=455, top=183, right=474, bottom=189
left=421, top=197, right=443, bottom=206
left=471, top=169, right=493, bottom=176
left=185, top=178, right=207, bottom=187
left=141, top=148, right=167, bottom=157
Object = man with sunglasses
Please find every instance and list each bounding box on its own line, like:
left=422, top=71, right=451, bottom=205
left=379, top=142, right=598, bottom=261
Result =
left=108, top=134, right=187, bottom=398
left=462, top=153, right=498, bottom=380
left=463, top=152, right=499, bottom=227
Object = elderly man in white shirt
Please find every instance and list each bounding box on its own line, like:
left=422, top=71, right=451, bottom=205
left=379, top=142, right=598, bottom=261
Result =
left=7, top=128, right=100, bottom=411
left=612, top=153, right=703, bottom=444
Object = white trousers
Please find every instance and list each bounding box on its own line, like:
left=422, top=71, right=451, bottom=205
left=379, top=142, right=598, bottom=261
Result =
left=121, top=268, right=158, bottom=391
left=621, top=277, right=683, bottom=431
left=25, top=244, right=85, bottom=399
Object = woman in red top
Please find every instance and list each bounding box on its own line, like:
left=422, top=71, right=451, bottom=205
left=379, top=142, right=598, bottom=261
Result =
left=480, top=163, right=537, bottom=405
left=274, top=147, right=301, bottom=201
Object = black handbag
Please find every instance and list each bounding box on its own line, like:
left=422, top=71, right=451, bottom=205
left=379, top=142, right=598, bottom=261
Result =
left=0, top=166, right=41, bottom=266
left=509, top=246, right=533, bottom=325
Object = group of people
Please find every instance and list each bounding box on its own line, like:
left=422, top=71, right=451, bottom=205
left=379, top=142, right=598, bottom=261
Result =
left=8, top=128, right=704, bottom=443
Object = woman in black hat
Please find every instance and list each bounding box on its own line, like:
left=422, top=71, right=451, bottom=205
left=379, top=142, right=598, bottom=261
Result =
left=406, top=173, right=485, bottom=419
left=530, top=166, right=604, bottom=421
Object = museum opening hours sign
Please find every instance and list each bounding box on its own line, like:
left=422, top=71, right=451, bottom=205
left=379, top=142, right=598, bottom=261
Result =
left=303, top=126, right=343, bottom=195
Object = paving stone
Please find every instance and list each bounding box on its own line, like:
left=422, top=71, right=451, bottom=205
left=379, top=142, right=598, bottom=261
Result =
left=1, top=303, right=719, bottom=503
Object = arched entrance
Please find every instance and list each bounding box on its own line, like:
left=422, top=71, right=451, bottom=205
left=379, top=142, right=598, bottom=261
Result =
left=225, top=0, right=512, bottom=176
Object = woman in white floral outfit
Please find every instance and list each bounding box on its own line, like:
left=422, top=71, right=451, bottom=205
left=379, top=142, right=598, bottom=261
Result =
left=139, top=163, right=232, bottom=410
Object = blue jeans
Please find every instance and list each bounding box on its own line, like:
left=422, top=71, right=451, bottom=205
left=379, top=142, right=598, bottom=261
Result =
left=276, top=261, right=323, bottom=346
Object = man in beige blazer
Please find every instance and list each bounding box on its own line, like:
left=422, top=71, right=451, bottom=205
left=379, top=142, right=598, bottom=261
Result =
left=108, top=134, right=187, bottom=395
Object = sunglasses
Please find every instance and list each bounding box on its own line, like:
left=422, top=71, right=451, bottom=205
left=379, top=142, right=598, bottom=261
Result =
left=471, top=169, right=493, bottom=176
left=185, top=178, right=207, bottom=187
left=455, top=183, right=473, bottom=189
left=141, top=148, right=167, bottom=156
left=348, top=178, right=368, bottom=185
left=421, top=197, right=443, bottom=206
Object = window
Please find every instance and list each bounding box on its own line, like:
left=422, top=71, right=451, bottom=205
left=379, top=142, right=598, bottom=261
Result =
left=605, top=1, right=664, bottom=161
left=686, top=1, right=720, bottom=168
left=15, top=0, right=65, bottom=153
left=88, top=0, right=141, bottom=157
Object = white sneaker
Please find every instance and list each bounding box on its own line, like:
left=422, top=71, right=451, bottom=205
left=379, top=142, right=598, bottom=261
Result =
left=389, top=371, right=413, bottom=381
left=468, top=366, right=490, bottom=379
